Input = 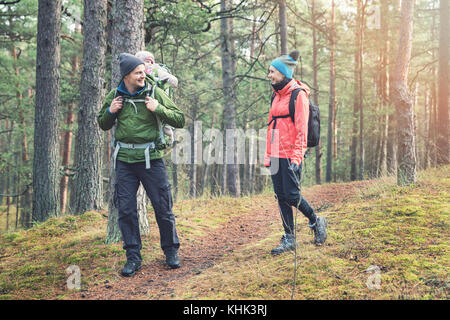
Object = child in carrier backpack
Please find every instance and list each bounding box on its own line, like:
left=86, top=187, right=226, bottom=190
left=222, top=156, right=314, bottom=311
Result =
left=135, top=50, right=178, bottom=147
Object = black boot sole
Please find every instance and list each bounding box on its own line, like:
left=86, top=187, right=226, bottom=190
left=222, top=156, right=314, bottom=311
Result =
left=166, top=261, right=180, bottom=269
left=121, top=265, right=141, bottom=277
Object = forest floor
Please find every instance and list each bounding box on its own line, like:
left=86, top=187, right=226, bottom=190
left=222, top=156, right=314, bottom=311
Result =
left=0, top=166, right=448, bottom=300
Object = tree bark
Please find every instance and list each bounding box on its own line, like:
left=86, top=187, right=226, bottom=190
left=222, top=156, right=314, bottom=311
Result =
left=106, top=0, right=147, bottom=244
left=375, top=0, right=390, bottom=177
left=220, top=0, right=240, bottom=197
left=437, top=0, right=449, bottom=165
left=20, top=88, right=33, bottom=228
left=60, top=24, right=80, bottom=214
left=172, top=142, right=178, bottom=201
left=278, top=0, right=288, bottom=55
left=32, top=0, right=62, bottom=223
left=358, top=0, right=365, bottom=180
left=311, top=0, right=322, bottom=185
left=11, top=43, right=32, bottom=227
left=60, top=101, right=75, bottom=214
left=202, top=114, right=216, bottom=196
left=386, top=0, right=400, bottom=176
left=350, top=0, right=362, bottom=181
left=5, top=120, right=14, bottom=231
left=430, top=3, right=438, bottom=168
left=326, top=0, right=336, bottom=183
left=393, top=0, right=416, bottom=186
left=189, top=116, right=197, bottom=198
left=70, top=0, right=107, bottom=215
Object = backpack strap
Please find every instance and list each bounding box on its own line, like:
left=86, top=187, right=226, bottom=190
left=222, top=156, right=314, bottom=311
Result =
left=270, top=92, right=276, bottom=106
left=268, top=88, right=305, bottom=144
left=271, top=88, right=304, bottom=122
left=288, top=88, right=302, bottom=123
left=147, top=82, right=166, bottom=146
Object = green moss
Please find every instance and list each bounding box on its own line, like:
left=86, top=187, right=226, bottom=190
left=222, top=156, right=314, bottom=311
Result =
left=385, top=205, right=420, bottom=216
left=2, top=232, right=21, bottom=243
left=18, top=276, right=45, bottom=289
left=1, top=166, right=449, bottom=300
left=15, top=264, right=44, bottom=277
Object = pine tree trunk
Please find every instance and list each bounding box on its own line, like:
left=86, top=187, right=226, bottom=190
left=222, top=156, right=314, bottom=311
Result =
left=394, top=0, right=416, bottom=186
left=32, top=0, right=62, bottom=223
left=350, top=0, right=362, bottom=181
left=278, top=0, right=288, bottom=55
left=137, top=186, right=149, bottom=235
left=242, top=116, right=249, bottom=195
left=326, top=0, right=336, bottom=183
left=429, top=7, right=438, bottom=168
left=11, top=44, right=32, bottom=227
left=386, top=0, right=400, bottom=176
left=61, top=26, right=80, bottom=214
left=71, top=2, right=106, bottom=215
left=247, top=21, right=257, bottom=193
left=106, top=0, right=146, bottom=244
left=211, top=163, right=217, bottom=196
left=220, top=0, right=240, bottom=197
left=311, top=0, right=322, bottom=185
left=60, top=101, right=75, bottom=214
left=424, top=88, right=430, bottom=169
left=0, top=136, right=3, bottom=207
left=358, top=0, right=365, bottom=180
left=202, top=114, right=216, bottom=196
left=378, top=0, right=390, bottom=177
left=5, top=120, right=14, bottom=231
left=20, top=89, right=33, bottom=228
left=189, top=120, right=197, bottom=198
left=437, top=0, right=449, bottom=165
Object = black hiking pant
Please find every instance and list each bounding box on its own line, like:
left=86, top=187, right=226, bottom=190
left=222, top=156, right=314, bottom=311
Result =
left=114, top=159, right=180, bottom=263
left=270, top=157, right=317, bottom=235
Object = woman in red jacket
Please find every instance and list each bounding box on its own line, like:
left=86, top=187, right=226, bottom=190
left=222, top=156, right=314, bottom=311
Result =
left=265, top=50, right=327, bottom=255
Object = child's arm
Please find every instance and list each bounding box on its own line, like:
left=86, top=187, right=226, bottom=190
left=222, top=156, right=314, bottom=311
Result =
left=155, top=65, right=178, bottom=87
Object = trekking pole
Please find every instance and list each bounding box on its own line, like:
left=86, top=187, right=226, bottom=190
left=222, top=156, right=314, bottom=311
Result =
left=278, top=142, right=303, bottom=300
left=291, top=167, right=302, bottom=300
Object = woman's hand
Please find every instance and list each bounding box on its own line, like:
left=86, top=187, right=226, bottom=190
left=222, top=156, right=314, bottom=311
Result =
left=288, top=162, right=300, bottom=173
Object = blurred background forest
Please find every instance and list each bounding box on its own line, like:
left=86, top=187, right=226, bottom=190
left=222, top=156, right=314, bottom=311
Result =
left=0, top=0, right=448, bottom=235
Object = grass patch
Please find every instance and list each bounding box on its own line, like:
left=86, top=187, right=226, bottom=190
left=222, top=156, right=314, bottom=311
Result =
left=0, top=204, right=20, bottom=233
left=0, top=165, right=448, bottom=300
left=170, top=166, right=450, bottom=300
left=0, top=193, right=273, bottom=300
left=0, top=211, right=123, bottom=299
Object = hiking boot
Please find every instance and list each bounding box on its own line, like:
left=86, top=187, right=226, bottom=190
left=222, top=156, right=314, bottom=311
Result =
left=309, top=216, right=327, bottom=245
left=165, top=249, right=180, bottom=269
left=121, top=260, right=141, bottom=277
left=271, top=234, right=298, bottom=255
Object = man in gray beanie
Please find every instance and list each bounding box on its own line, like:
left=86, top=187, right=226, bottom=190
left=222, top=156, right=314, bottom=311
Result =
left=119, top=53, right=146, bottom=79
left=98, top=53, right=185, bottom=276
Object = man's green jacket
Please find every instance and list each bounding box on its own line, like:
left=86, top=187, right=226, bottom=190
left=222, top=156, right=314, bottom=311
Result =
left=98, top=77, right=185, bottom=163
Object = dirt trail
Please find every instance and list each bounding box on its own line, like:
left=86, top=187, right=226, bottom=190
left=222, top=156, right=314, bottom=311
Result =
left=70, top=180, right=371, bottom=300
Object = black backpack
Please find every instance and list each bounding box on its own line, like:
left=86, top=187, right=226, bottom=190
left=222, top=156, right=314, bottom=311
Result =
left=270, top=88, right=320, bottom=148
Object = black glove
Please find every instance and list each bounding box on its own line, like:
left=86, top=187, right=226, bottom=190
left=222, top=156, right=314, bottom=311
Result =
left=288, top=162, right=300, bottom=172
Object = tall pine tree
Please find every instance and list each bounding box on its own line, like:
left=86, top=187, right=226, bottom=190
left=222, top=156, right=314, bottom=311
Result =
left=32, top=0, right=62, bottom=222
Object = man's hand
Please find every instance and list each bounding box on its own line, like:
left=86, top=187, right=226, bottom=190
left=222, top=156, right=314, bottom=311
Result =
left=145, top=96, right=159, bottom=112
left=110, top=96, right=123, bottom=114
